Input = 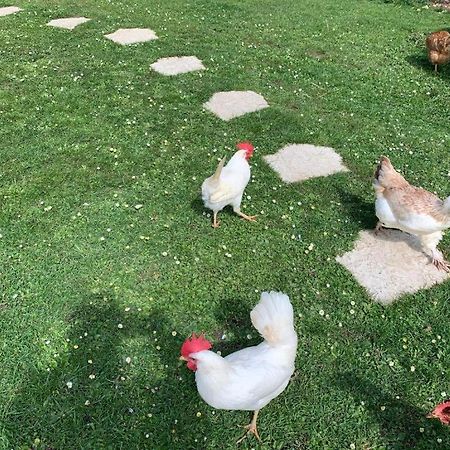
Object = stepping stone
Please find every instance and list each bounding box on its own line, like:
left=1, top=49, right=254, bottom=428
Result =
left=203, top=91, right=268, bottom=121
left=104, top=28, right=158, bottom=45
left=47, top=17, right=91, bottom=30
left=0, top=6, right=22, bottom=16
left=264, top=144, right=348, bottom=183
left=150, top=56, right=205, bottom=76
left=336, top=230, right=450, bottom=305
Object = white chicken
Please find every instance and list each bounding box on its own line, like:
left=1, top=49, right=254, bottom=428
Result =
left=201, top=141, right=256, bottom=228
left=180, top=291, right=297, bottom=443
left=374, top=156, right=450, bottom=271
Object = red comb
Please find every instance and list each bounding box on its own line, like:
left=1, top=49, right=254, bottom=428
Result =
left=236, top=141, right=254, bottom=152
left=180, top=333, right=212, bottom=358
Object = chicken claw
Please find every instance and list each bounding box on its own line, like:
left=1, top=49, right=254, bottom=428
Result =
left=236, top=410, right=261, bottom=444
left=235, top=210, right=257, bottom=222
left=374, top=221, right=384, bottom=236
left=432, top=257, right=450, bottom=273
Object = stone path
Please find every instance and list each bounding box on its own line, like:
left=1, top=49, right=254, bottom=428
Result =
left=3, top=6, right=449, bottom=304
left=0, top=6, right=22, bottom=16
left=150, top=56, right=205, bottom=76
left=203, top=91, right=268, bottom=121
left=104, top=28, right=158, bottom=45
left=264, top=144, right=348, bottom=183
left=47, top=17, right=91, bottom=30
left=336, top=229, right=449, bottom=305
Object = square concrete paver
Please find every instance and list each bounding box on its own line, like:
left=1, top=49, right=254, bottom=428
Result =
left=104, top=28, right=158, bottom=45
left=47, top=17, right=91, bottom=30
left=0, top=6, right=22, bottom=16
left=150, top=56, right=205, bottom=76
left=203, top=90, right=268, bottom=121
left=264, top=144, right=348, bottom=183
left=336, top=229, right=450, bottom=305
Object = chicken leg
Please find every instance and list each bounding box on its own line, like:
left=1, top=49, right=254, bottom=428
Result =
left=374, top=221, right=384, bottom=235
left=420, top=232, right=450, bottom=272
left=233, top=207, right=256, bottom=222
left=212, top=211, right=220, bottom=229
left=236, top=410, right=261, bottom=444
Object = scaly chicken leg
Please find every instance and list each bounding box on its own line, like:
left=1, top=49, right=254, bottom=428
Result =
left=236, top=410, right=261, bottom=444
left=374, top=221, right=384, bottom=235
left=420, top=232, right=450, bottom=272
left=212, top=211, right=220, bottom=229
left=234, top=207, right=257, bottom=222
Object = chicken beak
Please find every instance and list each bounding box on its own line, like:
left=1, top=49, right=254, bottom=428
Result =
left=179, top=356, right=188, bottom=361
left=426, top=413, right=435, bottom=419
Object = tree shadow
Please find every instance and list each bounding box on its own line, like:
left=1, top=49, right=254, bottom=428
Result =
left=334, top=372, right=449, bottom=450
left=2, top=292, right=212, bottom=449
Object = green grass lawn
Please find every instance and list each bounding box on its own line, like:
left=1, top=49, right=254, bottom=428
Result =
left=1, top=0, right=450, bottom=448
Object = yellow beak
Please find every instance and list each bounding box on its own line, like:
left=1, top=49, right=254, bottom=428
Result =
left=179, top=356, right=188, bottom=361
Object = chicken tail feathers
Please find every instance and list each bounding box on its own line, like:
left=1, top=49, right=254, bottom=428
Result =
left=374, top=156, right=409, bottom=191
left=250, top=291, right=296, bottom=346
left=212, top=157, right=226, bottom=181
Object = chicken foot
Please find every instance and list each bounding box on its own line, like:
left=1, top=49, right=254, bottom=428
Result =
left=236, top=410, right=261, bottom=444
left=431, top=249, right=450, bottom=273
left=234, top=208, right=257, bottom=222
left=420, top=232, right=449, bottom=272
left=374, top=221, right=384, bottom=235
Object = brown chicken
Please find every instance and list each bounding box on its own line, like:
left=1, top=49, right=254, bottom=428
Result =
left=374, top=156, right=450, bottom=271
left=426, top=31, right=450, bottom=72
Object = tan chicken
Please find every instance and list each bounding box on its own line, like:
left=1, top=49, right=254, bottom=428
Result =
left=426, top=30, right=450, bottom=72
left=373, top=156, right=450, bottom=272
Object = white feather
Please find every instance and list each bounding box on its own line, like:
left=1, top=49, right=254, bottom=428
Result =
left=201, top=150, right=250, bottom=213
left=190, top=292, right=297, bottom=412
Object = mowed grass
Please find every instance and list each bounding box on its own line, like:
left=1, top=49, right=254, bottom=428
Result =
left=0, top=0, right=449, bottom=448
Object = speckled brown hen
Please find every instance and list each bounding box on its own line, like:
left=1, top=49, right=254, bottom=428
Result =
left=426, top=30, right=450, bottom=72
left=373, top=156, right=450, bottom=271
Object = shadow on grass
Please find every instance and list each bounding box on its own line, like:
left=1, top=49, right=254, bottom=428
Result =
left=334, top=372, right=449, bottom=450
left=335, top=187, right=376, bottom=230
left=2, top=293, right=212, bottom=450
left=190, top=195, right=205, bottom=217
left=407, top=54, right=433, bottom=72
left=190, top=197, right=244, bottom=233
left=406, top=54, right=450, bottom=77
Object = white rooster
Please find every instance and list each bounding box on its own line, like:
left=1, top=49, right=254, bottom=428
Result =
left=201, top=141, right=256, bottom=228
left=180, top=291, right=297, bottom=443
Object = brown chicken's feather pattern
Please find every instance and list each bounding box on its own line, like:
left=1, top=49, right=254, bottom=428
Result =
left=384, top=187, right=446, bottom=222
left=374, top=156, right=447, bottom=222
left=374, top=156, right=409, bottom=191
left=426, top=31, right=450, bottom=68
